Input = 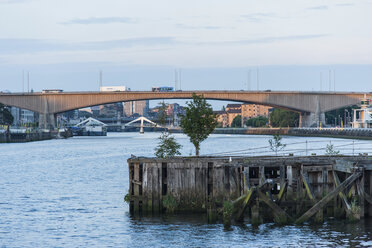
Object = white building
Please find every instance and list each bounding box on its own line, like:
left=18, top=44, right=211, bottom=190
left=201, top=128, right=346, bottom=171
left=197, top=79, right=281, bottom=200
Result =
left=10, top=107, right=36, bottom=126
left=352, top=96, right=372, bottom=128
left=74, top=117, right=107, bottom=136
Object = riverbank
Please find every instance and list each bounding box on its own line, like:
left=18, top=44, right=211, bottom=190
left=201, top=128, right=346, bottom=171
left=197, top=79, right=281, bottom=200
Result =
left=0, top=129, right=72, bottom=143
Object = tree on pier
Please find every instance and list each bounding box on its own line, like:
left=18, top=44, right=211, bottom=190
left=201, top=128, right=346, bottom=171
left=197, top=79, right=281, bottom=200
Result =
left=180, top=93, right=217, bottom=156
left=269, top=134, right=286, bottom=155
left=156, top=102, right=168, bottom=126
left=155, top=132, right=182, bottom=158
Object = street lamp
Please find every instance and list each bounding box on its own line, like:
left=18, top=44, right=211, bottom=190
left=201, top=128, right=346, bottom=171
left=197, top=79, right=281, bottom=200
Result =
left=344, top=109, right=349, bottom=127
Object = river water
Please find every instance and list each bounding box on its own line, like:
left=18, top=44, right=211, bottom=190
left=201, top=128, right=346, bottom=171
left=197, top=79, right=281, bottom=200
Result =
left=1, top=133, right=372, bottom=247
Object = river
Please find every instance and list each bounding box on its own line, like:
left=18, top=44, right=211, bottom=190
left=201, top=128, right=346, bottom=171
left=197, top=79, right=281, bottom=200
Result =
left=0, top=133, right=371, bottom=247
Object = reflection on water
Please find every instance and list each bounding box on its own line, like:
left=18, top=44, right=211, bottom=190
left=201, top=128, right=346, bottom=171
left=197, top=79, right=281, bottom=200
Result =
left=127, top=214, right=372, bottom=248
left=0, top=133, right=371, bottom=247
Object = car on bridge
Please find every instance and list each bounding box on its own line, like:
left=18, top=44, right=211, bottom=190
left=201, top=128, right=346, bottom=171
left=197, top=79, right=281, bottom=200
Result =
left=152, top=86, right=174, bottom=92
left=42, top=89, right=63, bottom=93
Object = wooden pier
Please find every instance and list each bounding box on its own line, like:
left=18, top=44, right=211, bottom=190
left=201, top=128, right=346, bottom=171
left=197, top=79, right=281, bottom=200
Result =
left=126, top=156, right=372, bottom=225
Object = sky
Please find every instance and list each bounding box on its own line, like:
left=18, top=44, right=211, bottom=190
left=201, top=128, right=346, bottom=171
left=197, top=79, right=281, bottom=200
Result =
left=0, top=0, right=372, bottom=106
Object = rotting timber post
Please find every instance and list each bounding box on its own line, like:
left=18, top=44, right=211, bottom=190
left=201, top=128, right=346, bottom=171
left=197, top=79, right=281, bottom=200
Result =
left=127, top=156, right=372, bottom=225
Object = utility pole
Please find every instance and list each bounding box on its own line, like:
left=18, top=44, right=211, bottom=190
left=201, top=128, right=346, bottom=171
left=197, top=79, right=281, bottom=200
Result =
left=247, top=69, right=251, bottom=91
left=22, top=70, right=24, bottom=92
left=179, top=68, right=182, bottom=90
left=329, top=70, right=331, bottom=91
left=99, top=70, right=103, bottom=90
left=175, top=69, right=178, bottom=90
left=333, top=69, right=336, bottom=92
left=27, top=71, right=30, bottom=93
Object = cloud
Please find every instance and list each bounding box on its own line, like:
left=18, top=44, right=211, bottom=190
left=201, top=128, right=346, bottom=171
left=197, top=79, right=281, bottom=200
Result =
left=240, top=13, right=276, bottom=22
left=62, top=17, right=136, bottom=25
left=0, top=0, right=28, bottom=3
left=176, top=24, right=223, bottom=30
left=335, top=3, right=354, bottom=7
left=0, top=34, right=328, bottom=55
left=0, top=37, right=176, bottom=54
left=306, top=5, right=329, bottom=10
left=197, top=34, right=328, bottom=46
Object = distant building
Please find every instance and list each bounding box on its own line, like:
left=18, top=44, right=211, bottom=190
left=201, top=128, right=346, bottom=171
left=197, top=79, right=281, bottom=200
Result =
left=124, top=100, right=149, bottom=117
left=90, top=106, right=100, bottom=116
left=226, top=104, right=241, bottom=112
left=214, top=110, right=228, bottom=127
left=215, top=103, right=272, bottom=127
left=166, top=103, right=185, bottom=126
left=224, top=104, right=241, bottom=127
left=99, top=86, right=127, bottom=117
left=10, top=107, right=36, bottom=126
left=352, top=96, right=372, bottom=128
left=99, top=103, right=123, bottom=118
left=241, top=104, right=271, bottom=124
left=227, top=108, right=241, bottom=127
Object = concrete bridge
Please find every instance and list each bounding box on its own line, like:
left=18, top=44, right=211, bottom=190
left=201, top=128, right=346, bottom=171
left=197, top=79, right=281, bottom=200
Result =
left=0, top=91, right=369, bottom=128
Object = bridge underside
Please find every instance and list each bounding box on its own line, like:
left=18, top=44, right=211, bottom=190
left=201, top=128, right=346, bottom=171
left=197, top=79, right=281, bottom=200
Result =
left=0, top=91, right=368, bottom=128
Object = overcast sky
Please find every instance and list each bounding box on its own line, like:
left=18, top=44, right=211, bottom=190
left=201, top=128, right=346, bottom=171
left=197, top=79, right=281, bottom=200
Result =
left=0, top=0, right=372, bottom=98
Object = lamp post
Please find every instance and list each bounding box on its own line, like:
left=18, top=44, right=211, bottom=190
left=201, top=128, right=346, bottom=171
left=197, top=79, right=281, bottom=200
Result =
left=338, top=115, right=341, bottom=127
left=344, top=109, right=348, bottom=127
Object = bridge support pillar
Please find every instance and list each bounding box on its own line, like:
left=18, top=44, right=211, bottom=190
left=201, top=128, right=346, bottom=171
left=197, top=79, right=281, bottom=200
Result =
left=299, top=112, right=326, bottom=128
left=39, top=113, right=56, bottom=130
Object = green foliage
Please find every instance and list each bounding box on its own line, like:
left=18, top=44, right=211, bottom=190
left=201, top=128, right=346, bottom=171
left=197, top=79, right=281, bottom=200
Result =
left=180, top=93, right=218, bottom=156
left=162, top=195, right=178, bottom=213
left=124, top=192, right=131, bottom=203
left=351, top=198, right=361, bottom=214
left=274, top=213, right=288, bottom=225
left=269, top=109, right=299, bottom=127
left=269, top=134, right=286, bottom=155
left=156, top=102, right=168, bottom=126
left=348, top=197, right=361, bottom=222
left=0, top=103, right=14, bottom=125
left=223, top=201, right=234, bottom=227
left=325, top=143, right=340, bottom=155
left=154, top=132, right=182, bottom=158
left=246, top=116, right=268, bottom=127
left=231, top=115, right=242, bottom=128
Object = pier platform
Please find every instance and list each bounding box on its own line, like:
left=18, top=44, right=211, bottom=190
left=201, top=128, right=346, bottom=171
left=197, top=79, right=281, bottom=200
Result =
left=127, top=156, right=372, bottom=225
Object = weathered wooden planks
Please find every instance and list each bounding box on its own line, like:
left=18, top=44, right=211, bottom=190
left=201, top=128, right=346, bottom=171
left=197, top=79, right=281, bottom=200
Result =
left=295, top=172, right=362, bottom=224
left=127, top=156, right=372, bottom=223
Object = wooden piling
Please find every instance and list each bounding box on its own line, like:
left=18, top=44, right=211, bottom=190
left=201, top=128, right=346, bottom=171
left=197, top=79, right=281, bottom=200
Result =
left=127, top=156, right=372, bottom=225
